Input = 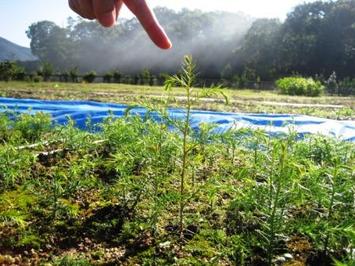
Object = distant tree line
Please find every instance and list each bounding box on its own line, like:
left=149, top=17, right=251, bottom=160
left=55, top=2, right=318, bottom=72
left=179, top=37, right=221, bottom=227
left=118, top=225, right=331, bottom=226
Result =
left=25, top=8, right=252, bottom=77
left=236, top=0, right=355, bottom=80
left=2, top=59, right=354, bottom=96
left=25, top=1, right=355, bottom=79
left=1, top=0, right=355, bottom=95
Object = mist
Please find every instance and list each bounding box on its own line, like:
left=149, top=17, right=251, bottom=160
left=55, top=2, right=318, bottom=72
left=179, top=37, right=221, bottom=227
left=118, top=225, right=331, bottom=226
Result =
left=27, top=7, right=254, bottom=77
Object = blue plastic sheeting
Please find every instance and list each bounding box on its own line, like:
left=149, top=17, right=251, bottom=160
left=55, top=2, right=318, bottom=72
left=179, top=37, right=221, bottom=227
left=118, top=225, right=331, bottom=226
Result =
left=0, top=97, right=354, bottom=142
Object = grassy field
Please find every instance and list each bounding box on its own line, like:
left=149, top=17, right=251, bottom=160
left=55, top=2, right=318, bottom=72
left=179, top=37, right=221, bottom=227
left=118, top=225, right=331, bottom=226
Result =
left=0, top=73, right=354, bottom=265
left=0, top=81, right=354, bottom=120
left=0, top=111, right=353, bottom=265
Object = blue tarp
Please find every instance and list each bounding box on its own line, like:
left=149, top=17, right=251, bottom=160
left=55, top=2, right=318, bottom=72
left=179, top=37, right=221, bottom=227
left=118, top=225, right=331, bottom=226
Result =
left=0, top=97, right=354, bottom=142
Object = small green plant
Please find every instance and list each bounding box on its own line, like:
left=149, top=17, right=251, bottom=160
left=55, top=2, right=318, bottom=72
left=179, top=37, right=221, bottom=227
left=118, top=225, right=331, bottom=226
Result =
left=264, top=140, right=295, bottom=265
left=165, top=55, right=228, bottom=241
left=0, top=146, right=34, bottom=189
left=54, top=255, right=91, bottom=266
left=14, top=112, right=52, bottom=143
left=276, top=76, right=324, bottom=96
left=165, top=56, right=197, bottom=241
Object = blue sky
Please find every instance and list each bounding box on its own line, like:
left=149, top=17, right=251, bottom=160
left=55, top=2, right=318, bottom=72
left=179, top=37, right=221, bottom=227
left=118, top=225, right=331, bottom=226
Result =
left=0, top=0, right=317, bottom=47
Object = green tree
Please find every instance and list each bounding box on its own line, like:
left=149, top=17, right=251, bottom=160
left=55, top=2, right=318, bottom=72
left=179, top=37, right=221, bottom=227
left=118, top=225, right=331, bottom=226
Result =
left=69, top=67, right=79, bottom=83
left=26, top=21, right=72, bottom=69
left=37, top=62, right=54, bottom=81
left=280, top=1, right=332, bottom=75
left=237, top=18, right=282, bottom=80
left=112, top=70, right=122, bottom=83
left=103, top=72, right=113, bottom=83
left=83, top=71, right=96, bottom=83
left=140, top=69, right=151, bottom=85
left=0, top=61, right=24, bottom=81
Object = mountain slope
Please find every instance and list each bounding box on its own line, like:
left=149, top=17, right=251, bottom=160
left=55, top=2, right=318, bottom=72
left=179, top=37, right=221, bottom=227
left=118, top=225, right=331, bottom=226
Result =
left=0, top=37, right=37, bottom=62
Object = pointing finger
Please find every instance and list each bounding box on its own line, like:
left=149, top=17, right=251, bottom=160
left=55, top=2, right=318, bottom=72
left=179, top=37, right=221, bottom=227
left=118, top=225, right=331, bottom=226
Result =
left=115, top=0, right=123, bottom=20
left=68, top=0, right=96, bottom=19
left=69, top=0, right=84, bottom=18
left=123, top=0, right=172, bottom=49
left=93, top=0, right=117, bottom=27
left=78, top=0, right=96, bottom=19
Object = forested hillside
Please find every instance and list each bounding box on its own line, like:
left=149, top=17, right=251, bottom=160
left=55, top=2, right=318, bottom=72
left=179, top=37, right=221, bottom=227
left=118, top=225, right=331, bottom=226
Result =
left=0, top=37, right=36, bottom=62
left=21, top=0, right=355, bottom=81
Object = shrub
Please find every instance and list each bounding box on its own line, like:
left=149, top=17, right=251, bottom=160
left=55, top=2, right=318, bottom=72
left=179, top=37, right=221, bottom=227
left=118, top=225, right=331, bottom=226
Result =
left=15, top=70, right=26, bottom=81
left=232, top=74, right=247, bottom=89
left=140, top=69, right=151, bottom=85
left=112, top=70, right=122, bottom=83
left=133, top=75, right=139, bottom=85
left=103, top=72, right=113, bottom=83
left=221, top=64, right=233, bottom=80
left=32, top=75, right=43, bottom=83
left=159, top=73, right=170, bottom=85
left=149, top=75, right=155, bottom=86
left=37, top=62, right=53, bottom=81
left=276, top=77, right=324, bottom=96
left=83, top=71, right=96, bottom=83
left=0, top=146, right=34, bottom=189
left=325, top=71, right=338, bottom=95
left=338, top=78, right=355, bottom=96
left=60, top=71, right=70, bottom=82
left=0, top=61, right=24, bottom=81
left=69, top=67, right=79, bottom=83
left=14, top=112, right=52, bottom=143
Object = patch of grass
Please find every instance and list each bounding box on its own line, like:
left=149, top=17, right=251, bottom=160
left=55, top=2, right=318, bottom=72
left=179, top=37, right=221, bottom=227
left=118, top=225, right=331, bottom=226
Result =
left=0, top=111, right=353, bottom=265
left=0, top=62, right=354, bottom=265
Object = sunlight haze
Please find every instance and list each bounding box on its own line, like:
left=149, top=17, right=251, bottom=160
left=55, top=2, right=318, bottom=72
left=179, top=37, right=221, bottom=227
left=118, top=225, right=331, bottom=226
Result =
left=0, top=0, right=317, bottom=47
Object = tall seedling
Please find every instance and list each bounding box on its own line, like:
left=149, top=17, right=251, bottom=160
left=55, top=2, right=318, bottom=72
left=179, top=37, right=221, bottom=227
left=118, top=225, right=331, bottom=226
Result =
left=165, top=56, right=196, bottom=241
left=165, top=55, right=228, bottom=242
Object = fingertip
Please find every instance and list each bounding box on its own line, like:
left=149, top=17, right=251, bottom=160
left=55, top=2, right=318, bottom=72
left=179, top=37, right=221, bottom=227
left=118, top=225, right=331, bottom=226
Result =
left=123, top=0, right=172, bottom=49
left=149, top=32, right=172, bottom=50
left=160, top=39, right=172, bottom=50
left=98, top=11, right=116, bottom=27
left=150, top=27, right=172, bottom=50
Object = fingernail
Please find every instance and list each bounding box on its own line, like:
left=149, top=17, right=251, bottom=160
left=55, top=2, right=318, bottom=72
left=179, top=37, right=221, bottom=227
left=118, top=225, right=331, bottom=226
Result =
left=165, top=39, right=173, bottom=49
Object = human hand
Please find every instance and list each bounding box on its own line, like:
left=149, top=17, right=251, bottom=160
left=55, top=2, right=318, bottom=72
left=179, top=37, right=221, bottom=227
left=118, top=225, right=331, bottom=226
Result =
left=68, top=0, right=172, bottom=49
